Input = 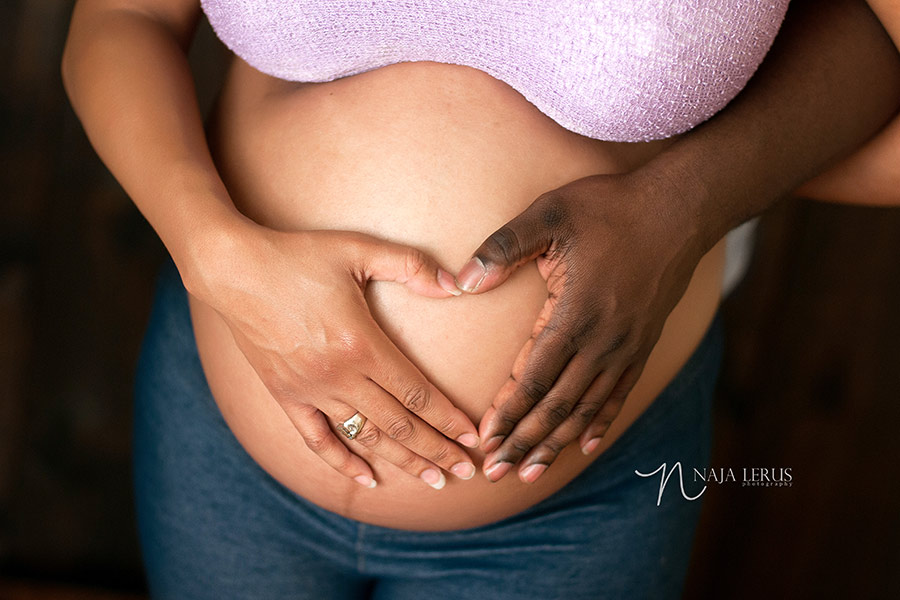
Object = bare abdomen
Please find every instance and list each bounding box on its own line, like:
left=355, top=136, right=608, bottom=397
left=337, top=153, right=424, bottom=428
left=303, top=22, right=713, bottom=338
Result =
left=189, top=61, right=725, bottom=530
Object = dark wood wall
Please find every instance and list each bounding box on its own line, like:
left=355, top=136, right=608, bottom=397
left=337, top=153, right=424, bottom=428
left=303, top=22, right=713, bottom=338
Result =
left=685, top=200, right=900, bottom=599
left=0, top=0, right=226, bottom=590
left=1, top=1, right=897, bottom=597
left=1, top=0, right=161, bottom=586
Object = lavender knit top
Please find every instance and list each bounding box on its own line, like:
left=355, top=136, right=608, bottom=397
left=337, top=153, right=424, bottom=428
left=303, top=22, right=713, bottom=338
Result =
left=201, top=0, right=790, bottom=142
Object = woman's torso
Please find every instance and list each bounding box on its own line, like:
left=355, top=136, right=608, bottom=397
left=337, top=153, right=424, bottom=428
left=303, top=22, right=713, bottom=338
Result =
left=189, top=59, right=725, bottom=530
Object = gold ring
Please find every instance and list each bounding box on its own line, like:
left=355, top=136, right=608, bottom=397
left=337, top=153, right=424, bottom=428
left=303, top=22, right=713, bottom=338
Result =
left=336, top=412, right=367, bottom=440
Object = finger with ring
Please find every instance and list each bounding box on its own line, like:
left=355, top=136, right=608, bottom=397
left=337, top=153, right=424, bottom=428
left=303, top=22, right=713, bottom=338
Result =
left=336, top=412, right=367, bottom=440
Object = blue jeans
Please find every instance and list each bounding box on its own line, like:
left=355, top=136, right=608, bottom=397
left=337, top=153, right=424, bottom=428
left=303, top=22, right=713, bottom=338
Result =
left=134, top=261, right=723, bottom=599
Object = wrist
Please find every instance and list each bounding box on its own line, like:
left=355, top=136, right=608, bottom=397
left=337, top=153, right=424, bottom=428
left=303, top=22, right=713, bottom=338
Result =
left=627, top=158, right=718, bottom=260
left=172, top=204, right=265, bottom=303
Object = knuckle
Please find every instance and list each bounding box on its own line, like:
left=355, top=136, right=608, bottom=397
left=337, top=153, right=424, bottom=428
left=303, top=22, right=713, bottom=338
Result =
left=334, top=455, right=354, bottom=477
left=303, top=431, right=331, bottom=454
left=394, top=452, right=421, bottom=473
left=333, top=451, right=355, bottom=473
left=494, top=409, right=522, bottom=434
left=293, top=404, right=319, bottom=419
left=604, top=331, right=630, bottom=356
left=520, top=376, right=553, bottom=403
left=539, top=196, right=569, bottom=229
left=495, top=435, right=535, bottom=464
left=571, top=402, right=599, bottom=425
left=403, top=248, right=427, bottom=280
left=399, top=382, right=431, bottom=413
left=484, top=225, right=524, bottom=265
left=432, top=414, right=458, bottom=435
left=335, top=329, right=371, bottom=363
left=509, top=438, right=534, bottom=457
left=563, top=337, right=582, bottom=357
left=539, top=400, right=572, bottom=428
left=586, top=350, right=610, bottom=371
left=386, top=416, right=416, bottom=442
left=541, top=437, right=567, bottom=457
left=427, top=443, right=452, bottom=465
left=571, top=313, right=602, bottom=346
left=540, top=326, right=580, bottom=356
left=354, top=426, right=383, bottom=447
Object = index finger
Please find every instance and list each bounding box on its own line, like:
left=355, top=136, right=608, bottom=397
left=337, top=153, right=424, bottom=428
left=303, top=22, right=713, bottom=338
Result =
left=479, top=293, right=578, bottom=451
left=361, top=319, right=480, bottom=449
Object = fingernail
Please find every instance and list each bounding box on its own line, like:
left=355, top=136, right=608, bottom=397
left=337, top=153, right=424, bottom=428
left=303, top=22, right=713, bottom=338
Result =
left=354, top=475, right=377, bottom=488
left=482, top=435, right=504, bottom=454
left=420, top=468, right=446, bottom=490
left=455, top=257, right=486, bottom=292
left=457, top=433, right=480, bottom=448
left=581, top=437, right=602, bottom=455
left=484, top=461, right=512, bottom=483
left=520, top=463, right=547, bottom=484
left=451, top=462, right=476, bottom=480
left=437, top=268, right=462, bottom=296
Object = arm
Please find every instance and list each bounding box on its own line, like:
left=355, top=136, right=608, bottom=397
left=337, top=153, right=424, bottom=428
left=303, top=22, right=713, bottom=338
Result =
left=456, top=0, right=900, bottom=482
left=62, top=0, right=480, bottom=489
left=652, top=0, right=900, bottom=248
left=796, top=0, right=900, bottom=205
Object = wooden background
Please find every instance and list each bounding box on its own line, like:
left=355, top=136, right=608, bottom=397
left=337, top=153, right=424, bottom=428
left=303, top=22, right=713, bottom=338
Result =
left=1, top=1, right=898, bottom=598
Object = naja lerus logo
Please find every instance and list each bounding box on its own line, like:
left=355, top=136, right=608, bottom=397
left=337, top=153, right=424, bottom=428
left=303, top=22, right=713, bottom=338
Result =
left=635, top=462, right=793, bottom=505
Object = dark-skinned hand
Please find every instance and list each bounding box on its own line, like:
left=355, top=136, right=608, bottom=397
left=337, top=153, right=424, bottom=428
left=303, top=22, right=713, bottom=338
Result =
left=454, top=172, right=707, bottom=484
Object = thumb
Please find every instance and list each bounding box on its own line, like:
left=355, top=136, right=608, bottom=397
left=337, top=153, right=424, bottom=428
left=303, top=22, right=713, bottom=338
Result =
left=456, top=206, right=554, bottom=294
left=358, top=238, right=461, bottom=298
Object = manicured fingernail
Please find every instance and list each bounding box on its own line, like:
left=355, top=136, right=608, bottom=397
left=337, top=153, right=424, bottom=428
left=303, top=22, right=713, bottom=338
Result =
left=456, top=257, right=486, bottom=292
left=457, top=433, right=480, bottom=448
left=451, top=462, right=476, bottom=480
left=421, top=468, right=446, bottom=490
left=482, top=435, right=504, bottom=454
left=581, top=437, right=602, bottom=455
left=484, top=461, right=512, bottom=482
left=354, top=475, right=377, bottom=488
left=437, top=268, right=462, bottom=296
left=520, top=463, right=547, bottom=484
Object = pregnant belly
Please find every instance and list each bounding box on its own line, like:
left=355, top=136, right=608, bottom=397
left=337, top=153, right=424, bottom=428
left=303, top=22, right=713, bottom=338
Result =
left=190, top=61, right=725, bottom=530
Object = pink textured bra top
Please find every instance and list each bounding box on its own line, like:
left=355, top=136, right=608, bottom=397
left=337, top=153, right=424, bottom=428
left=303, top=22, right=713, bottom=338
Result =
left=200, top=0, right=790, bottom=142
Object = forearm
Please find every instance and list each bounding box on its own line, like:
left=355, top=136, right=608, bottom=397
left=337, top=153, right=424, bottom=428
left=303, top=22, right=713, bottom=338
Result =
left=645, top=0, right=900, bottom=251
left=796, top=0, right=900, bottom=205
left=61, top=0, right=252, bottom=293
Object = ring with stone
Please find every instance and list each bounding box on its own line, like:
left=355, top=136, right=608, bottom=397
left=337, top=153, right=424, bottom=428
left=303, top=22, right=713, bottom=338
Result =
left=336, top=412, right=367, bottom=440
